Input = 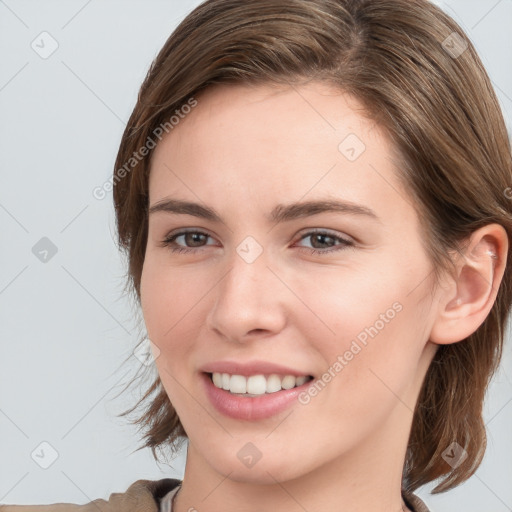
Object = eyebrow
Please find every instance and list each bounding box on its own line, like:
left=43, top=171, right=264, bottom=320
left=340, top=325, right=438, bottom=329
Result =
left=149, top=198, right=380, bottom=224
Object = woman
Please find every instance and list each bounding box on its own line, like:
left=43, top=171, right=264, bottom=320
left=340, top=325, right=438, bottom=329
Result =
left=2, top=0, right=510, bottom=511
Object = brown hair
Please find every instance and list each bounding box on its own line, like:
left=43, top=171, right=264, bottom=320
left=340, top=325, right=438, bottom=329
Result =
left=113, top=0, right=512, bottom=494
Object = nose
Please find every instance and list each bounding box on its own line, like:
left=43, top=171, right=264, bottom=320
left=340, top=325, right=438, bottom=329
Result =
left=205, top=245, right=288, bottom=343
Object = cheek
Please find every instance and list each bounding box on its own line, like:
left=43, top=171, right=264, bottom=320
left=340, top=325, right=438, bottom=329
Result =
left=304, top=254, right=431, bottom=390
left=140, top=258, right=211, bottom=405
left=292, top=259, right=406, bottom=343
left=140, top=257, right=202, bottom=342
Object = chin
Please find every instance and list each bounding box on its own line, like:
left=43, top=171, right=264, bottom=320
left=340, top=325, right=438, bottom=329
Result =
left=198, top=443, right=311, bottom=485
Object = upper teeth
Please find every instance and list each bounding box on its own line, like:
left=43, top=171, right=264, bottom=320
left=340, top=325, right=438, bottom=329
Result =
left=211, top=372, right=310, bottom=395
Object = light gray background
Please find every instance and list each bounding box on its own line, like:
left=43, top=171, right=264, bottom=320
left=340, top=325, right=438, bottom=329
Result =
left=0, top=1, right=511, bottom=510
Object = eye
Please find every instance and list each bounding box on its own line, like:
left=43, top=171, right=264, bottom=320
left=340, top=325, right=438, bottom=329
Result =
left=160, top=228, right=354, bottom=256
left=161, top=230, right=216, bottom=254
left=295, top=229, right=354, bottom=255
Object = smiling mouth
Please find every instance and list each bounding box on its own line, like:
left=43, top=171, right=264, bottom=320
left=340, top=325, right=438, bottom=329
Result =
left=207, top=372, right=314, bottom=396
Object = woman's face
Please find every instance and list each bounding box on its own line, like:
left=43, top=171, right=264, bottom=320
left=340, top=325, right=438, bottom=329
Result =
left=141, top=82, right=440, bottom=483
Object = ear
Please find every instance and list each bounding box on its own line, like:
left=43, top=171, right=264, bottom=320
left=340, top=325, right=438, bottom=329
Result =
left=429, top=223, right=508, bottom=345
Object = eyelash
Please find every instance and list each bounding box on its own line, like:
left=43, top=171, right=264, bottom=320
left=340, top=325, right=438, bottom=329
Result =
left=161, top=229, right=354, bottom=256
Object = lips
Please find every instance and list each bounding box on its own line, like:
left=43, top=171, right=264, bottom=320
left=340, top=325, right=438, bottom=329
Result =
left=199, top=360, right=315, bottom=420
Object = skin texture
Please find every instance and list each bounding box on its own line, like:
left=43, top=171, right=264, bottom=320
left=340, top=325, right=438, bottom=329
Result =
left=140, top=82, right=508, bottom=512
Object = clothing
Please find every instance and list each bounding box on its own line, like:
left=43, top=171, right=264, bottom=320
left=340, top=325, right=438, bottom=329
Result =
left=0, top=479, right=181, bottom=512
left=0, top=478, right=430, bottom=512
left=159, top=485, right=180, bottom=512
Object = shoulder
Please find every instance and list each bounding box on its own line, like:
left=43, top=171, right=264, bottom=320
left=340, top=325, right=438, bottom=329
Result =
left=0, top=478, right=182, bottom=512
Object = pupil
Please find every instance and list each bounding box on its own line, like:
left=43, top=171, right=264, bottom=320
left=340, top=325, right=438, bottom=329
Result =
left=187, top=233, right=204, bottom=246
left=314, top=234, right=331, bottom=248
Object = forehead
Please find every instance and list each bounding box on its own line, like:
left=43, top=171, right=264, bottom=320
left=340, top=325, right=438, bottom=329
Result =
left=148, top=82, right=409, bottom=223
left=170, top=81, right=378, bottom=151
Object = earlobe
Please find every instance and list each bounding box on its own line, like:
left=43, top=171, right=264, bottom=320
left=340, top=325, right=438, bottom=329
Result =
left=429, top=224, right=508, bottom=346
